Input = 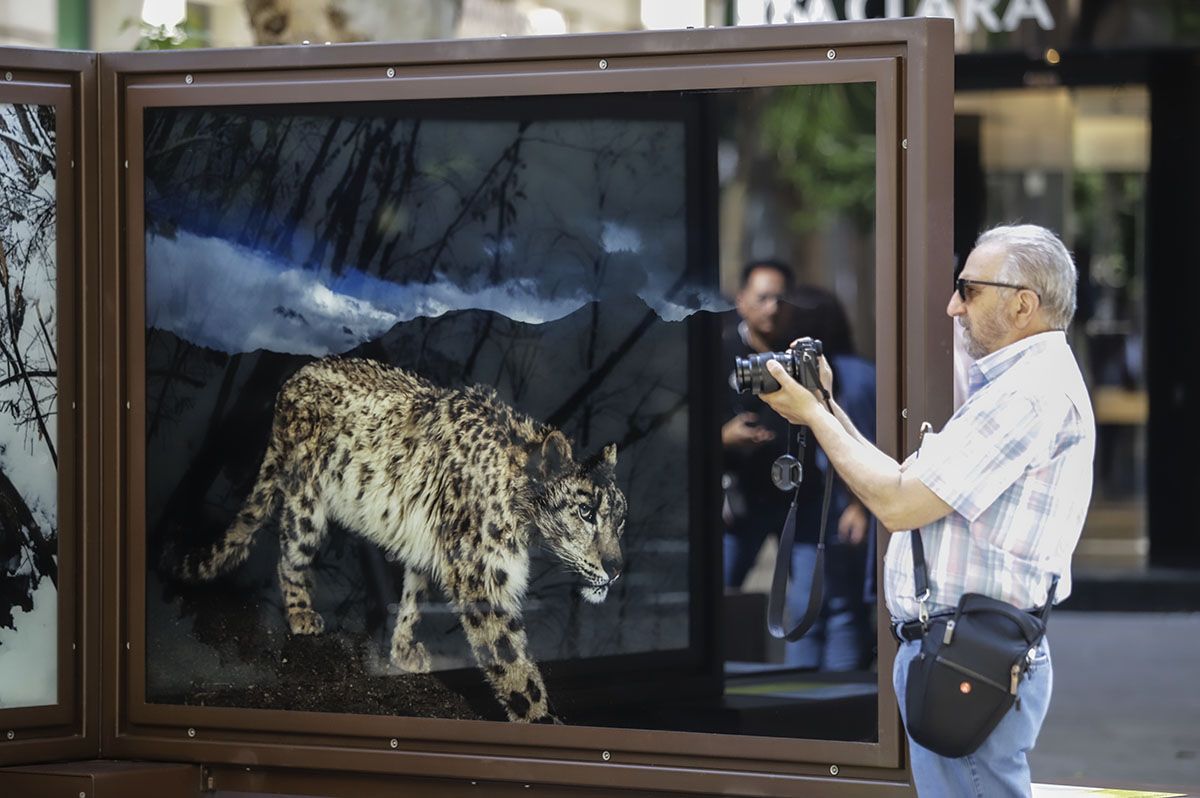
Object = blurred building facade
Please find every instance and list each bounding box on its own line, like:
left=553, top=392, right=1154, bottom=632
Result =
left=4, top=0, right=1198, bottom=577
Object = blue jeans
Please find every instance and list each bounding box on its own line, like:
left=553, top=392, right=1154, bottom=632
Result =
left=724, top=532, right=869, bottom=671
left=892, top=636, right=1053, bottom=797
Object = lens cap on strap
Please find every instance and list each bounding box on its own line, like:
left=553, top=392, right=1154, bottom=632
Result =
left=771, top=454, right=803, bottom=491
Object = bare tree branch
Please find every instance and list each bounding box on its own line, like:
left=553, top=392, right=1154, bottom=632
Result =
left=0, top=369, right=55, bottom=390
left=0, top=128, right=53, bottom=161
left=0, top=244, right=56, bottom=466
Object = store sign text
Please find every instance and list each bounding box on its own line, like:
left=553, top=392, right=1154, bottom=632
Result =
left=766, top=0, right=1056, bottom=34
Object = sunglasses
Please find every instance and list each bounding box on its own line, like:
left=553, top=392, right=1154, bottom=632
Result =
left=954, top=277, right=1039, bottom=302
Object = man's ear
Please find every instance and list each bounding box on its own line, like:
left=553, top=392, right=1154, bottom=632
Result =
left=1014, top=288, right=1041, bottom=329
left=534, top=431, right=573, bottom=479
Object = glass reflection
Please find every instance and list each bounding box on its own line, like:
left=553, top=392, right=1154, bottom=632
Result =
left=716, top=83, right=879, bottom=741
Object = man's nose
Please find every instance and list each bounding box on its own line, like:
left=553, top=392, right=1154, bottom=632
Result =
left=947, top=290, right=965, bottom=318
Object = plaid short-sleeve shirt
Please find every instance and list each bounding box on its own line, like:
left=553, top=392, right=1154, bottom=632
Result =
left=883, top=331, right=1095, bottom=622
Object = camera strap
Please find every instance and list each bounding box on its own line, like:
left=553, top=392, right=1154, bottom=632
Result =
left=767, top=361, right=836, bottom=643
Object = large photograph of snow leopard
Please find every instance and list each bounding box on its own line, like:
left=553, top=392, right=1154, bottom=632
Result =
left=174, top=357, right=626, bottom=722
left=142, top=91, right=711, bottom=727
left=140, top=80, right=883, bottom=742
left=141, top=82, right=882, bottom=740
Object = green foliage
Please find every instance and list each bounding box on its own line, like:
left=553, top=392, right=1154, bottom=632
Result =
left=757, top=83, right=876, bottom=234
left=121, top=16, right=210, bottom=50
left=1170, top=0, right=1200, bottom=40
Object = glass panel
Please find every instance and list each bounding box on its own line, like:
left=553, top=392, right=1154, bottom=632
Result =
left=145, top=83, right=877, bottom=742
left=0, top=101, right=59, bottom=709
left=955, top=86, right=1149, bottom=571
left=716, top=83, right=879, bottom=741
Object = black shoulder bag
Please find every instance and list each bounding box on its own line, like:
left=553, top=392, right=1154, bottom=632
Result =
left=902, top=427, right=1057, bottom=758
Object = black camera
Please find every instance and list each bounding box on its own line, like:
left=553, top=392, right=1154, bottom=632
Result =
left=733, top=337, right=824, bottom=395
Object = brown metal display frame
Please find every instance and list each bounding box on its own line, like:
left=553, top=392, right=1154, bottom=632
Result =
left=1, top=18, right=957, bottom=797
left=121, top=45, right=896, bottom=756
left=0, top=47, right=100, bottom=768
left=98, top=21, right=953, bottom=796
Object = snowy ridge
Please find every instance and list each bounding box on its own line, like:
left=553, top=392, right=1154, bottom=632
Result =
left=145, top=230, right=730, bottom=356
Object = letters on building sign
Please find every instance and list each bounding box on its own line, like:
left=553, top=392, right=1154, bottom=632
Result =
left=763, top=0, right=1056, bottom=33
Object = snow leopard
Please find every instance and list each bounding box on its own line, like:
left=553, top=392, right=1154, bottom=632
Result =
left=175, top=357, right=626, bottom=722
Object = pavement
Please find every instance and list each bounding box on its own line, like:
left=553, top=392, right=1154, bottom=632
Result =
left=1029, top=611, right=1200, bottom=796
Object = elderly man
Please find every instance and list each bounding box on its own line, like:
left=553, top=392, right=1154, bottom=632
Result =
left=761, top=225, right=1095, bottom=796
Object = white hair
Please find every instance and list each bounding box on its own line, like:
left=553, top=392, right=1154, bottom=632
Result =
left=975, top=224, right=1077, bottom=330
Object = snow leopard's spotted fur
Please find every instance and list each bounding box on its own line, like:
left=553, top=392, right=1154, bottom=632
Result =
left=176, top=357, right=626, bottom=722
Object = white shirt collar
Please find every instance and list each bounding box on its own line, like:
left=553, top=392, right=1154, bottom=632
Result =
left=968, top=330, right=1067, bottom=395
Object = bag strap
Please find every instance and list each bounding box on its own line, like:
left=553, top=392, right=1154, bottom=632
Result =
left=907, top=424, right=1061, bottom=631
left=912, top=530, right=1061, bottom=633
left=1038, top=575, right=1059, bottom=624
left=767, top=359, right=835, bottom=642
left=909, top=423, right=934, bottom=625
left=911, top=525, right=932, bottom=619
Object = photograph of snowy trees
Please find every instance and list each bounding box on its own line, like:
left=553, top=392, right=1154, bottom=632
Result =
left=143, top=93, right=721, bottom=723
left=0, top=102, right=59, bottom=709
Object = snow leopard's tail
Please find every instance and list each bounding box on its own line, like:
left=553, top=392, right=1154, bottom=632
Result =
left=174, top=444, right=284, bottom=583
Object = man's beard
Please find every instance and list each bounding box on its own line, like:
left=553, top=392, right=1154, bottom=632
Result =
left=960, top=309, right=1006, bottom=359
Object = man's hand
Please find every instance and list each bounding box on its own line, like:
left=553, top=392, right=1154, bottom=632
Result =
left=818, top=355, right=834, bottom=396
left=721, top=412, right=775, bottom=449
left=760, top=359, right=823, bottom=425
left=837, top=501, right=869, bottom=545
left=788, top=340, right=834, bottom=397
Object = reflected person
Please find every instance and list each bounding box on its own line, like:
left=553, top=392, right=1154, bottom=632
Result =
left=784, top=283, right=877, bottom=672
left=760, top=225, right=1094, bottom=797
left=721, top=261, right=874, bottom=671
left=721, top=259, right=795, bottom=611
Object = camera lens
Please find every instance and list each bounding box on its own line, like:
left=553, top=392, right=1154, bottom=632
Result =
left=734, top=356, right=753, bottom=394
left=733, top=352, right=786, bottom=395
left=731, top=339, right=823, bottom=396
